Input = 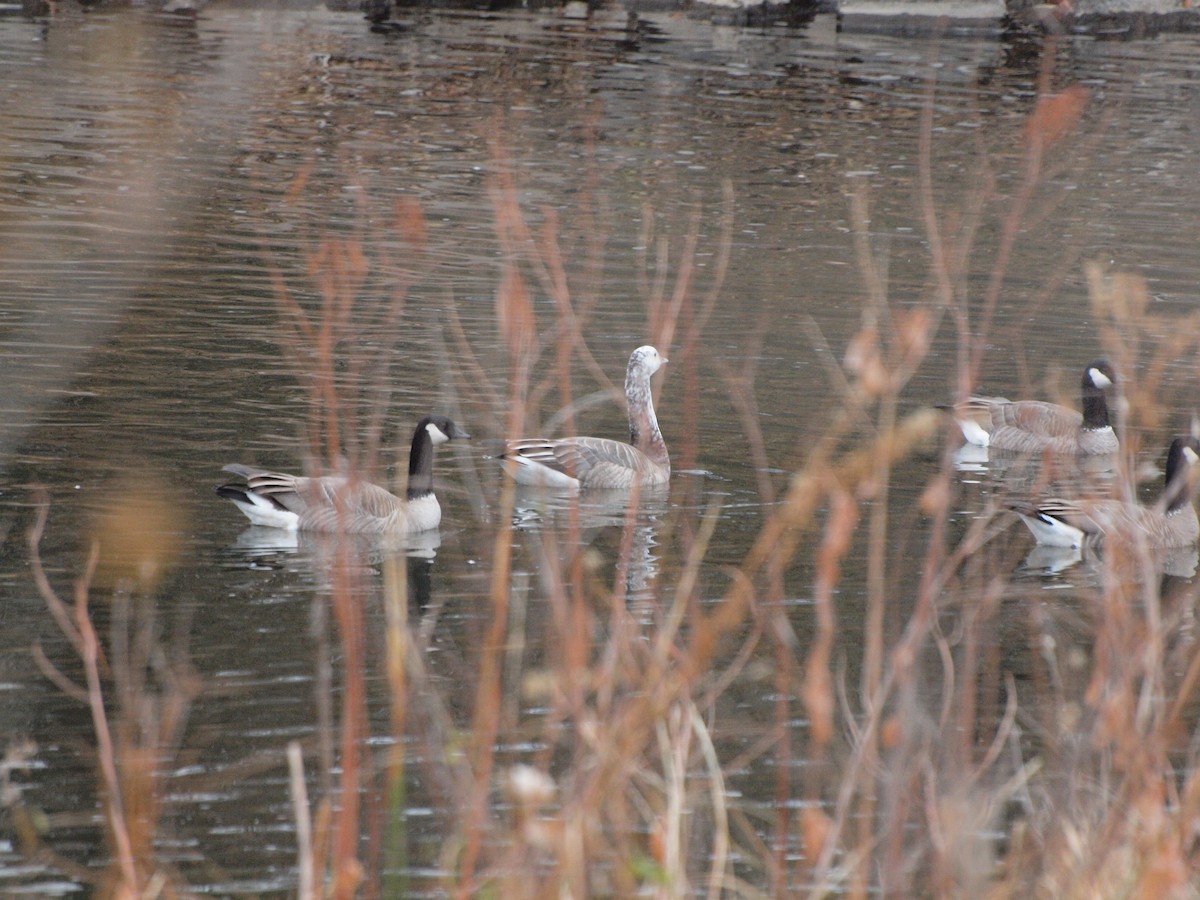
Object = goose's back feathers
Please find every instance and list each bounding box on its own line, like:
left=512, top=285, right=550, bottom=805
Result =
left=218, top=466, right=428, bottom=534
left=505, top=435, right=670, bottom=490
left=980, top=398, right=1081, bottom=437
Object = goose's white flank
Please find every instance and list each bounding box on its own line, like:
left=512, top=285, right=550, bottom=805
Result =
left=501, top=345, right=670, bottom=490
left=215, top=415, right=469, bottom=534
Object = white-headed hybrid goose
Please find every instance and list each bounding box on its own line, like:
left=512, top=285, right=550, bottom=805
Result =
left=215, top=415, right=470, bottom=534
left=502, top=345, right=670, bottom=490
left=949, top=360, right=1118, bottom=455
left=1010, top=436, right=1200, bottom=549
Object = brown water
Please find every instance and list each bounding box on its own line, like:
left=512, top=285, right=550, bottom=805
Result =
left=3, top=1, right=1200, bottom=894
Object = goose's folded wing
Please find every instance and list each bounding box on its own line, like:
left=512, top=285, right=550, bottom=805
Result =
left=992, top=400, right=1082, bottom=436
left=507, top=437, right=652, bottom=481
left=506, top=439, right=571, bottom=474
left=553, top=437, right=653, bottom=481
left=339, top=480, right=406, bottom=519
left=292, top=478, right=406, bottom=531
left=223, top=466, right=312, bottom=514
left=227, top=467, right=389, bottom=519
left=1033, top=498, right=1119, bottom=537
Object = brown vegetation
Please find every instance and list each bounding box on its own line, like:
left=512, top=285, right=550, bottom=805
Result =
left=10, top=50, right=1200, bottom=900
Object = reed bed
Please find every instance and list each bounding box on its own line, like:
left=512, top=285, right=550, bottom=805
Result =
left=9, top=58, right=1200, bottom=900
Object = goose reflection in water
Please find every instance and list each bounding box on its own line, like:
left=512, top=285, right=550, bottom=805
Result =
left=229, top=522, right=442, bottom=560
left=1020, top=541, right=1199, bottom=580
left=224, top=525, right=444, bottom=611
left=511, top=482, right=670, bottom=611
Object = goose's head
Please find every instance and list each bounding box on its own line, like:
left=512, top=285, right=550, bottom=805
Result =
left=1159, top=435, right=1200, bottom=515
left=629, top=345, right=667, bottom=379
left=422, top=415, right=471, bottom=446
left=1179, top=436, right=1200, bottom=471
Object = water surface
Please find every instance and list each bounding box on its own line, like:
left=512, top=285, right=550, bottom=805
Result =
left=2, top=1, right=1200, bottom=893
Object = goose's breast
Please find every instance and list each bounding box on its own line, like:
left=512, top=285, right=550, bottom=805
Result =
left=403, top=494, right=442, bottom=533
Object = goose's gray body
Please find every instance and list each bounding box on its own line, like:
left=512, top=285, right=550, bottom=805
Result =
left=1012, top=436, right=1200, bottom=549
left=953, top=360, right=1118, bottom=455
left=503, top=346, right=669, bottom=491
left=216, top=415, right=469, bottom=534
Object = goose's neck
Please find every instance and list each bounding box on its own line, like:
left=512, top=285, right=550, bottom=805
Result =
left=1166, top=478, right=1191, bottom=514
left=1080, top=385, right=1110, bottom=430
left=627, top=368, right=668, bottom=468
left=407, top=427, right=434, bottom=499
left=1163, top=441, right=1197, bottom=514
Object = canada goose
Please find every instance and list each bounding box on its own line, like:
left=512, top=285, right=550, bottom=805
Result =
left=501, top=345, right=669, bottom=490
left=948, top=360, right=1118, bottom=455
left=1010, top=436, right=1200, bottom=549
left=215, top=415, right=470, bottom=534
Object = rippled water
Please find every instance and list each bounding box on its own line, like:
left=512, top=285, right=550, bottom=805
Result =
left=3, top=1, right=1200, bottom=894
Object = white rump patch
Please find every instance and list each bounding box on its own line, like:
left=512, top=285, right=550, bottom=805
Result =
left=508, top=456, right=581, bottom=491
left=957, top=418, right=991, bottom=448
left=230, top=493, right=300, bottom=531
left=1018, top=511, right=1084, bottom=549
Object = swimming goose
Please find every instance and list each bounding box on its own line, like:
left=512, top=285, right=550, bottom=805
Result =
left=215, top=415, right=470, bottom=534
left=1010, top=436, right=1200, bottom=549
left=501, top=345, right=669, bottom=490
left=949, top=360, right=1118, bottom=455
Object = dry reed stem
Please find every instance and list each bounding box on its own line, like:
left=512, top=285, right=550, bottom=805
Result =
left=26, top=497, right=201, bottom=898
left=288, top=741, right=316, bottom=900
left=699, top=409, right=941, bottom=685
left=453, top=142, right=538, bottom=897
left=377, top=555, right=410, bottom=896
left=244, top=72, right=1200, bottom=900
left=327, top=544, right=367, bottom=899
left=473, top=56, right=1200, bottom=900
left=771, top=58, right=1117, bottom=894
left=267, top=170, right=447, bottom=895
left=450, top=132, right=753, bottom=897
left=266, top=235, right=394, bottom=895
left=70, top=543, right=140, bottom=896
left=817, top=55, right=1200, bottom=900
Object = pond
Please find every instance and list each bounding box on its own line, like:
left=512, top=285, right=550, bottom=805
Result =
left=3, top=1, right=1200, bottom=895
